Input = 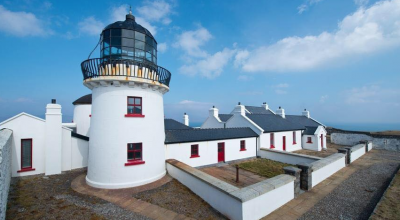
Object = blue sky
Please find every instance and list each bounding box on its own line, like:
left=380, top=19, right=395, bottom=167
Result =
left=0, top=0, right=399, bottom=128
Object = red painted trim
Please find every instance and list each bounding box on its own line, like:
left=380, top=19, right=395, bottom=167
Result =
left=293, top=131, right=296, bottom=144
left=125, top=161, right=145, bottom=166
left=127, top=96, right=143, bottom=115
left=17, top=168, right=36, bottom=173
left=240, top=149, right=247, bottom=151
left=21, top=139, right=33, bottom=170
left=190, top=155, right=200, bottom=158
left=218, top=142, right=225, bottom=162
left=191, top=144, right=199, bottom=158
left=307, top=137, right=313, bottom=143
left=283, top=136, right=286, bottom=151
left=240, top=140, right=246, bottom=151
left=125, top=114, right=145, bottom=118
left=89, top=114, right=91, bottom=117
left=270, top=145, right=275, bottom=149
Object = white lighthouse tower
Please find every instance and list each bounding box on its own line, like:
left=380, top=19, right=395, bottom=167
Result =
left=80, top=10, right=171, bottom=189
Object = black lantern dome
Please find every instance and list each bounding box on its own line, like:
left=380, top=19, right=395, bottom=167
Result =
left=100, top=11, right=158, bottom=66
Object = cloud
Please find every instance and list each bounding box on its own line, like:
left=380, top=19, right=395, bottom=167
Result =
left=355, top=0, right=369, bottom=6
left=272, top=83, right=289, bottom=94
left=179, top=48, right=236, bottom=79
left=298, top=0, right=324, bottom=14
left=345, top=85, right=400, bottom=105
left=275, top=89, right=288, bottom=95
left=0, top=5, right=52, bottom=37
left=320, top=95, right=328, bottom=103
left=158, top=42, right=168, bottom=53
left=237, top=75, right=253, bottom=81
left=237, top=0, right=400, bottom=73
left=234, top=50, right=250, bottom=67
left=174, top=26, right=212, bottom=58
left=164, top=100, right=214, bottom=123
left=78, top=16, right=104, bottom=36
left=136, top=0, right=173, bottom=25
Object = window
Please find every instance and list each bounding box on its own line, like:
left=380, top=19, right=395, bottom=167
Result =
left=293, top=131, right=297, bottom=144
left=240, top=140, right=246, bottom=151
left=126, top=96, right=144, bottom=117
left=125, top=143, right=145, bottom=166
left=191, top=144, right=199, bottom=158
left=270, top=133, right=275, bottom=149
left=18, top=139, right=35, bottom=172
left=307, top=137, right=313, bottom=143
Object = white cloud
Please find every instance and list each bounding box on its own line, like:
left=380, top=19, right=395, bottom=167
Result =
left=320, top=95, right=329, bottom=103
left=272, top=83, right=289, bottom=94
left=179, top=48, right=236, bottom=79
left=355, top=0, right=369, bottom=6
left=238, top=0, right=400, bottom=73
left=174, top=26, right=212, bottom=58
left=136, top=0, right=173, bottom=25
left=0, top=5, right=52, bottom=37
left=237, top=75, right=253, bottom=81
left=345, top=84, right=400, bottom=105
left=234, top=50, right=250, bottom=67
left=78, top=16, right=104, bottom=36
left=275, top=89, right=288, bottom=95
left=298, top=0, right=323, bottom=14
left=158, top=42, right=168, bottom=53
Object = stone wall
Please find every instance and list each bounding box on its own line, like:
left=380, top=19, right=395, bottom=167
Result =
left=0, top=129, right=13, bottom=220
left=331, top=133, right=400, bottom=151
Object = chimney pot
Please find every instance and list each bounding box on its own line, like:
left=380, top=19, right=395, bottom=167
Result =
left=51, top=99, right=56, bottom=104
left=238, top=102, right=241, bottom=105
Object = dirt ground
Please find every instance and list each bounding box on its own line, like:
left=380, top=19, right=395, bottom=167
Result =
left=293, top=135, right=349, bottom=158
left=370, top=168, right=400, bottom=220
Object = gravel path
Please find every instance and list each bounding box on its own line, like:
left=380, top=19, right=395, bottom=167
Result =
left=7, top=169, right=152, bottom=220
left=299, top=150, right=400, bottom=220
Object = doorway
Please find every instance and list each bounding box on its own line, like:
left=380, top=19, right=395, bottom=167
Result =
left=283, top=136, right=286, bottom=151
left=218, top=142, right=225, bottom=162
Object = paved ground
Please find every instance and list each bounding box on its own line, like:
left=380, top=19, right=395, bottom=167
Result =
left=199, top=163, right=266, bottom=188
left=294, top=135, right=348, bottom=158
left=263, top=149, right=400, bottom=220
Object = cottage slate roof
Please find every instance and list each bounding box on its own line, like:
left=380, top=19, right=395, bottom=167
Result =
left=285, top=115, right=322, bottom=127
left=246, top=114, right=305, bottom=133
left=303, top=126, right=318, bottom=135
left=73, top=94, right=92, bottom=105
left=164, top=119, right=193, bottom=130
left=218, top=114, right=233, bottom=122
left=165, top=127, right=258, bottom=144
left=245, top=106, right=275, bottom=115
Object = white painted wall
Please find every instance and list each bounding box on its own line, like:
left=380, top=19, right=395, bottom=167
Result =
left=70, top=137, right=89, bottom=169
left=350, top=145, right=365, bottom=163
left=201, top=116, right=224, bottom=128
left=73, top=104, right=91, bottom=136
left=166, top=137, right=257, bottom=167
left=225, top=115, right=263, bottom=135
left=259, top=148, right=320, bottom=165
left=331, top=133, right=400, bottom=151
left=311, top=155, right=346, bottom=187
left=87, top=83, right=166, bottom=189
left=61, top=127, right=72, bottom=171
left=263, top=131, right=302, bottom=152
left=45, top=104, right=63, bottom=175
left=302, top=135, right=319, bottom=151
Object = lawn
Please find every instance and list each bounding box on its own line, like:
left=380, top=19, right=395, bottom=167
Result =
left=235, top=158, right=292, bottom=178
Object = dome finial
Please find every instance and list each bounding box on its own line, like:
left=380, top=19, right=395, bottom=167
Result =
left=126, top=6, right=135, bottom=21
left=129, top=5, right=132, bottom=15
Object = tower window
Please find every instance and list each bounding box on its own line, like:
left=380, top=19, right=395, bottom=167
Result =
left=126, top=96, right=145, bottom=117
left=240, top=140, right=246, bottom=151
left=18, top=139, right=36, bottom=173
left=125, top=143, right=145, bottom=166
left=190, top=144, right=199, bottom=158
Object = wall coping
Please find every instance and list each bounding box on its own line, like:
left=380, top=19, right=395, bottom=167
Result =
left=310, top=153, right=346, bottom=171
left=349, top=144, right=365, bottom=151
left=260, top=148, right=322, bottom=161
left=0, top=129, right=13, bottom=151
left=166, top=159, right=295, bottom=202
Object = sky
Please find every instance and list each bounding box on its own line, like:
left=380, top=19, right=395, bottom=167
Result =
left=0, top=0, right=400, bottom=129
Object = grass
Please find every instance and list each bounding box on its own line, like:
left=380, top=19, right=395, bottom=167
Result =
left=371, top=168, right=400, bottom=220
left=235, top=158, right=291, bottom=178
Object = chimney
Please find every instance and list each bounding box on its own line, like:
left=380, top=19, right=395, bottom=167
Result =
left=276, top=106, right=285, bottom=118
left=183, top=113, right=189, bottom=126
left=209, top=106, right=219, bottom=118
left=45, top=99, right=62, bottom=175
left=262, top=102, right=269, bottom=110
left=233, top=102, right=245, bottom=116
left=302, top=109, right=310, bottom=118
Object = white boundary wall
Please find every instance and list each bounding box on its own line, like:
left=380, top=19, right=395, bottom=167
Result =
left=331, top=132, right=400, bottom=151
left=311, top=154, right=346, bottom=187
left=350, top=144, right=365, bottom=163
left=259, top=148, right=321, bottom=165
left=0, top=129, right=12, bottom=220
left=166, top=159, right=295, bottom=220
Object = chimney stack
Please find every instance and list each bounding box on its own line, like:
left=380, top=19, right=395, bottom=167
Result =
left=209, top=106, right=219, bottom=118
left=233, top=102, right=245, bottom=116
left=262, top=102, right=269, bottom=110
left=276, top=106, right=285, bottom=118
left=183, top=113, right=189, bottom=126
left=45, top=99, right=62, bottom=175
left=302, top=109, right=310, bottom=118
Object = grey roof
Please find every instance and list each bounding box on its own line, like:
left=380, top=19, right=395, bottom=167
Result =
left=246, top=114, right=305, bottom=133
left=245, top=106, right=274, bottom=115
left=73, top=94, right=92, bottom=105
left=165, top=127, right=258, bottom=144
left=285, top=115, right=322, bottom=127
left=303, top=126, right=318, bottom=135
left=164, top=119, right=193, bottom=130
left=219, top=114, right=233, bottom=122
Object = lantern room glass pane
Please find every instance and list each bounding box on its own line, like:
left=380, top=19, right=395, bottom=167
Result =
left=103, top=38, right=110, bottom=48
left=135, top=31, right=145, bottom=41
left=122, top=38, right=134, bottom=47
left=135, top=50, right=145, bottom=58
left=145, top=44, right=153, bottom=53
left=111, top=37, right=121, bottom=46
left=111, top=46, right=121, bottom=55
left=112, top=29, right=121, bottom=37
left=122, top=29, right=134, bottom=38
left=146, top=52, right=152, bottom=61
left=103, top=30, right=110, bottom=38
left=135, top=40, right=145, bottom=50
left=102, top=47, right=110, bottom=56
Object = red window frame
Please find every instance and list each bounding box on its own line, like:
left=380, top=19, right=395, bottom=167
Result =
left=18, top=139, right=35, bottom=173
left=125, top=143, right=145, bottom=166
left=270, top=133, right=275, bottom=149
left=125, top=96, right=145, bottom=117
left=190, top=144, right=199, bottom=158
left=240, top=140, right=246, bottom=151
left=307, top=137, right=313, bottom=143
left=293, top=131, right=297, bottom=144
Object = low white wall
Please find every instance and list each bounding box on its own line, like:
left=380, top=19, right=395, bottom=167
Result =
left=0, top=129, right=12, bottom=220
left=311, top=154, right=346, bottom=187
left=259, top=148, right=321, bottom=165
left=350, top=144, right=365, bottom=163
left=166, top=137, right=257, bottom=167
left=331, top=133, right=400, bottom=151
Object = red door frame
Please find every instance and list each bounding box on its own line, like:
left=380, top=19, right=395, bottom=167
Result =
left=218, top=142, right=225, bottom=162
left=283, top=136, right=286, bottom=151
left=321, top=134, right=324, bottom=148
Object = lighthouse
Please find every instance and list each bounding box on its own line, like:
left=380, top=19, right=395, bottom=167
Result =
left=80, top=10, right=171, bottom=189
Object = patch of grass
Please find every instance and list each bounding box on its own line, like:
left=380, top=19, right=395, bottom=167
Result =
left=235, top=158, right=291, bottom=178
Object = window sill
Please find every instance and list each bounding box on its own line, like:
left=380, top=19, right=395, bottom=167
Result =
left=125, top=161, right=145, bottom=166
left=125, top=114, right=145, bottom=118
left=17, top=168, right=36, bottom=173
left=270, top=145, right=275, bottom=149
left=190, top=155, right=200, bottom=158
left=240, top=149, right=247, bottom=151
left=307, top=142, right=313, bottom=144
left=293, top=142, right=297, bottom=145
